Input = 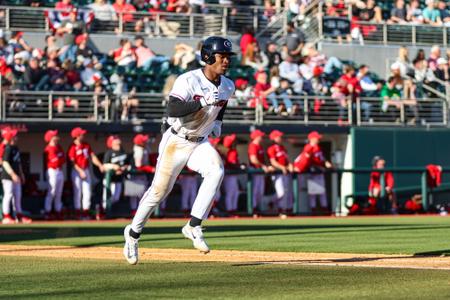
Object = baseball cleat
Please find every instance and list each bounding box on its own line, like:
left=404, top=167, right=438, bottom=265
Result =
left=123, top=225, right=139, bottom=265
left=182, top=223, right=210, bottom=254
left=2, top=215, right=15, bottom=225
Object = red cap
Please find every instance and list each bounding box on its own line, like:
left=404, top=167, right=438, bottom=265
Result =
left=209, top=137, right=221, bottom=146
left=2, top=128, right=18, bottom=142
left=75, top=34, right=88, bottom=45
left=235, top=78, right=248, bottom=90
left=71, top=127, right=87, bottom=139
left=106, top=135, right=120, bottom=148
left=307, top=131, right=322, bottom=140
left=269, top=130, right=283, bottom=141
left=250, top=129, right=265, bottom=140
left=223, top=134, right=236, bottom=148
left=44, top=130, right=58, bottom=143
left=133, top=134, right=149, bottom=146
left=254, top=70, right=266, bottom=80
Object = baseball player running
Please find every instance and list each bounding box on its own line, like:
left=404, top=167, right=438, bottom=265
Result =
left=43, top=130, right=65, bottom=220
left=1, top=129, right=31, bottom=224
left=68, top=127, right=104, bottom=220
left=123, top=36, right=235, bottom=265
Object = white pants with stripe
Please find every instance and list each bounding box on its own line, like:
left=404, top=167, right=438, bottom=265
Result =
left=179, top=175, right=198, bottom=210
left=272, top=174, right=293, bottom=210
left=252, top=174, right=265, bottom=209
left=2, top=179, right=22, bottom=215
left=45, top=168, right=64, bottom=213
left=131, top=129, right=224, bottom=233
left=224, top=175, right=239, bottom=211
left=71, top=169, right=92, bottom=211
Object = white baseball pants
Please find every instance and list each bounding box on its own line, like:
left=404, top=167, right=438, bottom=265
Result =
left=252, top=174, right=265, bottom=209
left=71, top=169, right=92, bottom=211
left=2, top=179, right=22, bottom=215
left=272, top=174, right=293, bottom=210
left=179, top=176, right=198, bottom=210
left=224, top=175, right=239, bottom=211
left=131, top=129, right=224, bottom=233
left=103, top=181, right=122, bottom=209
left=45, top=168, right=64, bottom=213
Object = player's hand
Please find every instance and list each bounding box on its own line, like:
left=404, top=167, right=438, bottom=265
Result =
left=325, top=161, right=333, bottom=169
left=11, top=173, right=20, bottom=183
left=211, top=120, right=222, bottom=137
left=79, top=170, right=87, bottom=179
left=200, top=91, right=219, bottom=107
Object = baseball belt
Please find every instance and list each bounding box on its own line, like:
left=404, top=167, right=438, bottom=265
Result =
left=171, top=128, right=206, bottom=143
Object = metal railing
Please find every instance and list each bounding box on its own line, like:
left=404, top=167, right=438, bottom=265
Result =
left=1, top=90, right=448, bottom=127
left=0, top=5, right=282, bottom=38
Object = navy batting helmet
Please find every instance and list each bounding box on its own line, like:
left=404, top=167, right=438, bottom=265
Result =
left=201, top=36, right=236, bottom=65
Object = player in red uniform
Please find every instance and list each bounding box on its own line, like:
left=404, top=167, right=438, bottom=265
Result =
left=68, top=127, right=104, bottom=219
left=369, top=156, right=397, bottom=213
left=223, top=134, right=240, bottom=214
left=43, top=130, right=65, bottom=220
left=248, top=129, right=272, bottom=213
left=267, top=130, right=294, bottom=215
left=294, top=131, right=332, bottom=213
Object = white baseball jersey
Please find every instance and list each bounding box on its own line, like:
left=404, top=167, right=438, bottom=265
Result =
left=168, top=68, right=235, bottom=137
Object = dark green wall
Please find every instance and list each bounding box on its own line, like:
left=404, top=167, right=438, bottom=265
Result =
left=352, top=127, right=450, bottom=197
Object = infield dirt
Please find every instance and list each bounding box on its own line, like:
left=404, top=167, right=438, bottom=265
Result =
left=0, top=245, right=449, bottom=270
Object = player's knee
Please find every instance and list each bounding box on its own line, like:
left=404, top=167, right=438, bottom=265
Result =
left=207, top=165, right=224, bottom=184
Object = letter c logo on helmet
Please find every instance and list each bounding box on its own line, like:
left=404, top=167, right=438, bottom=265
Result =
left=201, top=36, right=236, bottom=65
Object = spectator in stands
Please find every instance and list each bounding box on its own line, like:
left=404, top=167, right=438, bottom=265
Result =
left=390, top=62, right=416, bottom=101
left=11, top=54, right=26, bottom=85
left=438, top=1, right=450, bottom=25
left=62, top=60, right=83, bottom=91
left=406, top=0, right=424, bottom=23
left=120, top=87, right=139, bottom=121
left=433, top=58, right=449, bottom=90
left=265, top=42, right=282, bottom=69
left=233, top=78, right=252, bottom=107
left=8, top=31, right=32, bottom=54
left=358, top=0, right=383, bottom=23
left=428, top=45, right=441, bottom=71
left=298, top=55, right=315, bottom=94
left=134, top=36, right=169, bottom=71
left=57, top=9, right=87, bottom=62
left=113, top=0, right=137, bottom=24
left=285, top=21, right=306, bottom=62
left=303, top=46, right=343, bottom=77
left=423, top=0, right=442, bottom=25
left=357, top=64, right=379, bottom=97
left=389, top=0, right=407, bottom=24
left=166, top=0, right=190, bottom=13
left=240, top=27, right=257, bottom=56
left=24, top=57, right=48, bottom=91
left=270, top=67, right=297, bottom=115
left=189, top=0, right=205, bottom=14
left=395, top=46, right=412, bottom=78
left=0, top=57, right=15, bottom=88
left=381, top=76, right=401, bottom=116
left=250, top=71, right=272, bottom=110
left=89, top=0, right=118, bottom=29
left=55, top=0, right=74, bottom=22
left=44, top=35, right=59, bottom=57
left=111, top=39, right=136, bottom=69
left=75, top=35, right=94, bottom=62
left=81, top=58, right=106, bottom=89
left=0, top=38, right=14, bottom=65
left=241, top=42, right=269, bottom=70
left=279, top=55, right=304, bottom=94
left=172, top=43, right=195, bottom=70
left=47, top=59, right=67, bottom=91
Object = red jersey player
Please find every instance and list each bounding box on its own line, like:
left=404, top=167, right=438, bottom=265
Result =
left=68, top=127, right=104, bottom=219
left=223, top=134, right=240, bottom=214
left=44, top=130, right=65, bottom=220
left=369, top=156, right=397, bottom=213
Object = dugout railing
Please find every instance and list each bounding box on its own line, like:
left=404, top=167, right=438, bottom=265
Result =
left=1, top=90, right=448, bottom=127
left=102, top=167, right=450, bottom=217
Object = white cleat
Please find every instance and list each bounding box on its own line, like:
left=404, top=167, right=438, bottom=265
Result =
left=123, top=225, right=139, bottom=265
left=182, top=223, right=210, bottom=254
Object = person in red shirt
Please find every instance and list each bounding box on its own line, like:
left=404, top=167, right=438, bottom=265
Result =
left=44, top=130, right=65, bottom=220
left=55, top=0, right=74, bottom=21
left=248, top=129, right=272, bottom=212
left=240, top=27, right=257, bottom=56
left=113, top=0, right=136, bottom=23
left=368, top=156, right=397, bottom=214
left=294, top=131, right=332, bottom=214
left=223, top=134, right=240, bottom=214
left=249, top=71, right=274, bottom=109
left=267, top=130, right=294, bottom=215
left=68, top=127, right=104, bottom=219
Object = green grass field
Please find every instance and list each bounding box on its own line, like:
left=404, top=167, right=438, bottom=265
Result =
left=1, top=216, right=449, bottom=299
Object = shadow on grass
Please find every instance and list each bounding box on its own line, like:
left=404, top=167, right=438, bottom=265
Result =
left=0, top=224, right=449, bottom=247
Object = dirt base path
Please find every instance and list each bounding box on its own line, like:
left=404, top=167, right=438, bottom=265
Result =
left=0, top=245, right=449, bottom=270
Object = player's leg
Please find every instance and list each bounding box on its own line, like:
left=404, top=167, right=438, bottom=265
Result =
left=54, top=170, right=64, bottom=215
left=252, top=174, right=264, bottom=210
left=231, top=176, right=240, bottom=211
left=272, top=174, right=285, bottom=210
left=187, top=141, right=224, bottom=220
left=223, top=175, right=234, bottom=212
left=44, top=169, right=57, bottom=215
left=71, top=170, right=82, bottom=213
left=13, top=182, right=29, bottom=223
left=113, top=182, right=122, bottom=204
left=130, top=133, right=193, bottom=234
left=1, top=179, right=14, bottom=223
left=81, top=172, right=92, bottom=217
